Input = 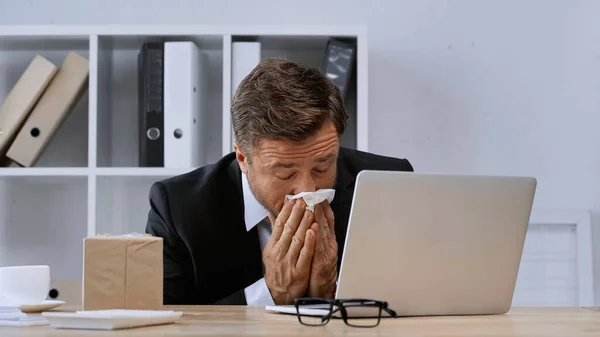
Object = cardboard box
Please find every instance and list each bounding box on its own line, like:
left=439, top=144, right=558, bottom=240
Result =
left=82, top=234, right=163, bottom=310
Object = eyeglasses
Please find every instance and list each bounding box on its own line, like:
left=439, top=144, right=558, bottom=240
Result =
left=294, top=297, right=397, bottom=327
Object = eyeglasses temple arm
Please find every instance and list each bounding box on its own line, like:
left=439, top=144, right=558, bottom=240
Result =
left=384, top=307, right=398, bottom=318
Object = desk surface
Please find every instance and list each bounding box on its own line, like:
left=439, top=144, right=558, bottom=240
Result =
left=1, top=306, right=599, bottom=336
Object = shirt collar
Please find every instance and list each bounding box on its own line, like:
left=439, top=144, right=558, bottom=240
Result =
left=242, top=172, right=269, bottom=232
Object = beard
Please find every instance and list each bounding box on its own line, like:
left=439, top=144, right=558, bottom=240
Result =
left=246, top=169, right=280, bottom=217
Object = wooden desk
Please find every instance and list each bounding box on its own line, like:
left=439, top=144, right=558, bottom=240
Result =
left=1, top=306, right=599, bottom=336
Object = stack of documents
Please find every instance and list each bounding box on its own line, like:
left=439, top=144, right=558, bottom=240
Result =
left=0, top=305, right=48, bottom=327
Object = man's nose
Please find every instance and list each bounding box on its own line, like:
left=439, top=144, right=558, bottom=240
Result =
left=294, top=174, right=316, bottom=194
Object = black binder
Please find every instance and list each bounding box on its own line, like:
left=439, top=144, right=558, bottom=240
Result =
left=138, top=42, right=164, bottom=167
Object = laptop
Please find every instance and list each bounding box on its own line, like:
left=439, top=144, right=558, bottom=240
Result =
left=266, top=170, right=537, bottom=318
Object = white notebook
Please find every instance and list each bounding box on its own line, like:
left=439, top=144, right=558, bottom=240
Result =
left=0, top=316, right=48, bottom=327
left=41, top=309, right=183, bottom=330
left=0, top=305, right=48, bottom=327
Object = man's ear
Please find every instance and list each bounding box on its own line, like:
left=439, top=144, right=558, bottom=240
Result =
left=234, top=142, right=249, bottom=174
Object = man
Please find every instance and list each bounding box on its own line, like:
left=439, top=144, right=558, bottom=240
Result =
left=145, top=57, right=413, bottom=306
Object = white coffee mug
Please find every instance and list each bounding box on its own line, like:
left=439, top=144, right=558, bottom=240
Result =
left=0, top=265, right=50, bottom=305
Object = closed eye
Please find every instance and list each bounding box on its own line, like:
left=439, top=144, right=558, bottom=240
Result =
left=278, top=173, right=294, bottom=180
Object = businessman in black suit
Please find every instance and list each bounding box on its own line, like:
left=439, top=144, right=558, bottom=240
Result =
left=145, top=57, right=413, bottom=306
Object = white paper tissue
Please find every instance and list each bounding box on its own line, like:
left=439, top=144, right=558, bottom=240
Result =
left=285, top=189, right=335, bottom=212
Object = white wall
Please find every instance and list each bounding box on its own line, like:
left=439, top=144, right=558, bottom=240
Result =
left=1, top=0, right=598, bottom=304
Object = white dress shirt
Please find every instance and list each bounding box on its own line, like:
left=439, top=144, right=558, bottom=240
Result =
left=241, top=172, right=276, bottom=306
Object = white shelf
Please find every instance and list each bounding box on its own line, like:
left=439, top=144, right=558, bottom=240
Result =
left=0, top=24, right=366, bottom=37
left=0, top=167, right=194, bottom=177
left=0, top=167, right=89, bottom=176
left=0, top=24, right=368, bottom=294
left=94, top=167, right=194, bottom=177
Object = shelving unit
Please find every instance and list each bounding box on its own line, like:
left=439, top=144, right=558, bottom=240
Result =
left=0, top=25, right=368, bottom=300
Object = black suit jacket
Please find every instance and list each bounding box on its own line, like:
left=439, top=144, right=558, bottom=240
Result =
left=145, top=147, right=413, bottom=305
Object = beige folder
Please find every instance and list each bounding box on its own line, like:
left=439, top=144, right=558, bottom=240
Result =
left=6, top=52, right=89, bottom=167
left=0, top=55, right=57, bottom=164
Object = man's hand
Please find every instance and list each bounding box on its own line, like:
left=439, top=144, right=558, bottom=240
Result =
left=263, top=198, right=316, bottom=305
left=307, top=201, right=338, bottom=299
